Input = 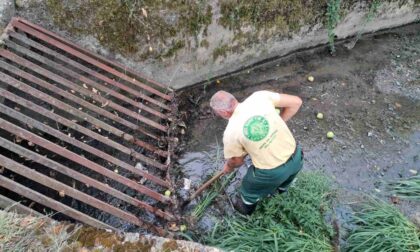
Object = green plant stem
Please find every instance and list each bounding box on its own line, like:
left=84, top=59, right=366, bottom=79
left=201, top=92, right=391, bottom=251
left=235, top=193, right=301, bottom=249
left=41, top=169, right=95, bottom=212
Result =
left=327, top=0, right=342, bottom=54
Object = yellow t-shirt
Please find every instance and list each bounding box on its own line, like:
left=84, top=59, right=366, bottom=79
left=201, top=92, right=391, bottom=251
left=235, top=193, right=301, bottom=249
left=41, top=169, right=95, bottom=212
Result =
left=223, top=91, right=296, bottom=169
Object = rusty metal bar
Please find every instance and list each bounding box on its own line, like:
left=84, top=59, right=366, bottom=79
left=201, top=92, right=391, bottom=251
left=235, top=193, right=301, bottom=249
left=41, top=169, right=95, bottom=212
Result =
left=0, top=70, right=168, bottom=170
left=0, top=54, right=160, bottom=139
left=8, top=31, right=169, bottom=120
left=0, top=90, right=170, bottom=186
left=0, top=18, right=178, bottom=233
left=0, top=118, right=172, bottom=204
left=0, top=175, right=115, bottom=231
left=16, top=18, right=170, bottom=91
left=11, top=18, right=172, bottom=104
left=0, top=154, right=165, bottom=234
left=0, top=194, right=45, bottom=217
left=0, top=55, right=167, bottom=157
left=0, top=136, right=175, bottom=221
left=0, top=105, right=171, bottom=206
left=3, top=41, right=168, bottom=132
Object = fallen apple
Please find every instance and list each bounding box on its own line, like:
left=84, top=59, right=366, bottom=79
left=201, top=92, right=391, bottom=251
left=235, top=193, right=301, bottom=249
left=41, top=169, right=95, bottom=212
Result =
left=327, top=131, right=334, bottom=139
left=316, top=113, right=324, bottom=119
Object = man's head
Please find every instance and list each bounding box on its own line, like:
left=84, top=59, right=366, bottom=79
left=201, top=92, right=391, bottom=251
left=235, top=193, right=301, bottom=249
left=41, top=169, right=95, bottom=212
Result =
left=210, top=90, right=238, bottom=119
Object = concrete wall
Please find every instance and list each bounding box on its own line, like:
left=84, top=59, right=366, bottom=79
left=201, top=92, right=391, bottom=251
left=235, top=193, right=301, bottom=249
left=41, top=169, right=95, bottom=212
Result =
left=5, top=0, right=420, bottom=89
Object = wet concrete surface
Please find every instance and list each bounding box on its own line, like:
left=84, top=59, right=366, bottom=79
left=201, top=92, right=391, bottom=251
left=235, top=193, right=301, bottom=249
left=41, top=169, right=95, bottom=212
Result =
left=176, top=23, right=420, bottom=229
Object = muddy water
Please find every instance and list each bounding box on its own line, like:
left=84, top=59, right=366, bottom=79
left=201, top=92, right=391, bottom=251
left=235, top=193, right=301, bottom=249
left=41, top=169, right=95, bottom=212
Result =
left=177, top=23, right=420, bottom=229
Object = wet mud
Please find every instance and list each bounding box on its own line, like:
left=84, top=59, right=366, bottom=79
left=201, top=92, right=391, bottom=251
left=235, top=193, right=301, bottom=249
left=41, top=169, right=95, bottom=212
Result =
left=176, top=23, right=420, bottom=232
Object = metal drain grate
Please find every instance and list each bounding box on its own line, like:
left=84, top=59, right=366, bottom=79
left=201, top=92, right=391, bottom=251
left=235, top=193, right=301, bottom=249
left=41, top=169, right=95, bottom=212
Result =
left=0, top=18, right=178, bottom=235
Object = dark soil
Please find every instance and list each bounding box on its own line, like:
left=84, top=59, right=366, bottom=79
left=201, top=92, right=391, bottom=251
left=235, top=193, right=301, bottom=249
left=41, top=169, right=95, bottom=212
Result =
left=175, top=23, right=420, bottom=231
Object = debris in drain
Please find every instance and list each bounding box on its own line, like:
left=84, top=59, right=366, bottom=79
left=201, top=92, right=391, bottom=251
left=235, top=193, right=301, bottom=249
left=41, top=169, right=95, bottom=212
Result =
left=183, top=178, right=191, bottom=190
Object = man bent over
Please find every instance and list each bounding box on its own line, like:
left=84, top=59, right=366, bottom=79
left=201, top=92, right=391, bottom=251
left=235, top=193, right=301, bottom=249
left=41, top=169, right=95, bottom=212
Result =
left=210, top=90, right=304, bottom=215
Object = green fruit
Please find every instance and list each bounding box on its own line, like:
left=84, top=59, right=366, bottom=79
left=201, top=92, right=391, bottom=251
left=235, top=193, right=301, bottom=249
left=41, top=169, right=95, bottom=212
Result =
left=164, top=190, right=171, bottom=197
left=308, top=76, right=314, bottom=82
left=316, top=113, right=324, bottom=119
left=180, top=224, right=187, bottom=232
left=327, top=131, right=334, bottom=139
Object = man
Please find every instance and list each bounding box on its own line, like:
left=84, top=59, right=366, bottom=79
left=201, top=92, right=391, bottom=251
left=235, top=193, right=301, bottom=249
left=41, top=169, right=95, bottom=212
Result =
left=209, top=90, right=304, bottom=215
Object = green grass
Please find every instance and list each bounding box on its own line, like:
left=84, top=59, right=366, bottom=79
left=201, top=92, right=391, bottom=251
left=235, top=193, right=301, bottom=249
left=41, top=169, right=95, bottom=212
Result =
left=205, top=171, right=335, bottom=251
left=388, top=175, right=420, bottom=201
left=192, top=171, right=236, bottom=220
left=346, top=198, right=420, bottom=252
left=192, top=138, right=235, bottom=219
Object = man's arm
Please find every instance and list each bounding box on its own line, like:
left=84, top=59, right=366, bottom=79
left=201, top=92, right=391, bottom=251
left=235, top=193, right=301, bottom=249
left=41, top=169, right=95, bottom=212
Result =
left=271, top=93, right=302, bottom=122
left=222, top=156, right=245, bottom=174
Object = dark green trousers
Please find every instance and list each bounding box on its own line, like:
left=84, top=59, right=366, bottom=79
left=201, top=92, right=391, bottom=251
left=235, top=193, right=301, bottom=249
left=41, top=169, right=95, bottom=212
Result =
left=240, top=145, right=304, bottom=204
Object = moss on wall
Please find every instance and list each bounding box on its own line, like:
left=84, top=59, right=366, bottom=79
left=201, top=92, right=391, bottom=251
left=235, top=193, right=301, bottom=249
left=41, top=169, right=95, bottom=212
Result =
left=219, top=0, right=328, bottom=33
left=45, top=0, right=418, bottom=62
left=46, top=0, right=212, bottom=59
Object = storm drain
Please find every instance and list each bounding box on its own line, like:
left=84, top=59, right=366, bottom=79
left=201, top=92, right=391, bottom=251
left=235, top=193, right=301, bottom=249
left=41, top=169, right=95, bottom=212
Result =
left=0, top=18, right=179, bottom=235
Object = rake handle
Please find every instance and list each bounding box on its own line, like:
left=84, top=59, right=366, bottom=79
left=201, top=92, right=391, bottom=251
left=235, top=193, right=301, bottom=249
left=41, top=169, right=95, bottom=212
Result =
left=188, top=170, right=225, bottom=202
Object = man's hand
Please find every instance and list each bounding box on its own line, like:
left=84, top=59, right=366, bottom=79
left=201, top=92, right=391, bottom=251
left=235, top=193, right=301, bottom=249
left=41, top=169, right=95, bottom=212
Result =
left=222, top=162, right=235, bottom=174
left=222, top=156, right=245, bottom=174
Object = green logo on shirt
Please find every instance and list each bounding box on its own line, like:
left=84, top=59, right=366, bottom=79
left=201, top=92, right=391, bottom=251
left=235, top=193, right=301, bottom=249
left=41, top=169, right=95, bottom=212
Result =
left=243, top=115, right=270, bottom=141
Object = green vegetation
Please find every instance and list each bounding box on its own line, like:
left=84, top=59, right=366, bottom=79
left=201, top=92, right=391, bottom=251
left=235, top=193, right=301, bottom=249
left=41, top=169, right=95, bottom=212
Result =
left=200, top=39, right=209, bottom=48
left=389, top=175, right=420, bottom=200
left=192, top=139, right=235, bottom=219
left=46, top=0, right=212, bottom=58
left=192, top=172, right=236, bottom=220
left=326, top=0, right=342, bottom=54
left=212, top=44, right=230, bottom=60
left=346, top=198, right=420, bottom=252
left=206, top=172, right=335, bottom=251
left=349, top=0, right=382, bottom=48
left=162, top=40, right=186, bottom=58
left=218, top=0, right=329, bottom=54
left=219, top=0, right=328, bottom=32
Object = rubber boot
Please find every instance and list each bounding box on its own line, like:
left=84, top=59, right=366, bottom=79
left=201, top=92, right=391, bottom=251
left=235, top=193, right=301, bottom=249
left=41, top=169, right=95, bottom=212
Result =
left=233, top=195, right=256, bottom=215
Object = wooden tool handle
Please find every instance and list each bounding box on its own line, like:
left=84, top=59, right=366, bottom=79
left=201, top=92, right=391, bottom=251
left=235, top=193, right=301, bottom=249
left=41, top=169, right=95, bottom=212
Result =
left=189, top=170, right=224, bottom=201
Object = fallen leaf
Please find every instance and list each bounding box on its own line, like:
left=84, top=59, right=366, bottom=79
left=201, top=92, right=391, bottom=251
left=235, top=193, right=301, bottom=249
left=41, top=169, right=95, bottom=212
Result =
left=92, top=88, right=98, bottom=94
left=101, top=101, right=109, bottom=108
left=83, top=83, right=88, bottom=89
left=409, top=169, right=418, bottom=175
left=390, top=196, right=400, bottom=204
left=19, top=216, right=35, bottom=227
left=15, top=136, right=23, bottom=143
left=141, top=8, right=148, bottom=18
left=168, top=222, right=179, bottom=232
left=59, top=190, right=65, bottom=197
left=52, top=224, right=66, bottom=235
